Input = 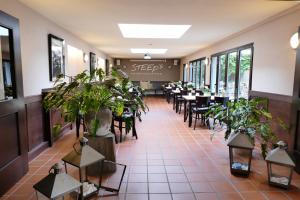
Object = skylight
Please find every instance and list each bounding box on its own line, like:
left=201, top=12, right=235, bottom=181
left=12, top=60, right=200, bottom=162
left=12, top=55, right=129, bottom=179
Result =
left=130, top=48, right=168, bottom=54
left=118, top=24, right=191, bottom=39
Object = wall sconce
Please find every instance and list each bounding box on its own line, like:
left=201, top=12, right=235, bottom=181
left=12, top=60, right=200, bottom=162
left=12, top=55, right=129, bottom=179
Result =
left=83, top=53, right=89, bottom=63
left=290, top=32, right=299, bottom=49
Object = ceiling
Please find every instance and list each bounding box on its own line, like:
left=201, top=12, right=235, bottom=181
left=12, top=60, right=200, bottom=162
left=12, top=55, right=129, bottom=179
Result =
left=19, top=0, right=298, bottom=59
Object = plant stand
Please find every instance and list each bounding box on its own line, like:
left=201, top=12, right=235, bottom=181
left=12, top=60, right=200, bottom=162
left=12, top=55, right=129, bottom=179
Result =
left=85, top=133, right=117, bottom=175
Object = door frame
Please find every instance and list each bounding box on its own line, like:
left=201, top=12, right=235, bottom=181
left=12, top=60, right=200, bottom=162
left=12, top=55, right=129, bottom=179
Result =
left=0, top=10, right=27, bottom=195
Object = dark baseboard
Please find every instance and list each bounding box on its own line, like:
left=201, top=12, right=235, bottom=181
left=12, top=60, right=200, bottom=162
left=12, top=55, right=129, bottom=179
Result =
left=28, top=142, right=48, bottom=161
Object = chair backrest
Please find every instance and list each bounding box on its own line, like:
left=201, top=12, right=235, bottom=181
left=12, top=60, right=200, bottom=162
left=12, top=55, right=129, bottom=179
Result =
left=196, top=96, right=210, bottom=108
left=214, top=96, right=229, bottom=106
left=181, top=90, right=188, bottom=95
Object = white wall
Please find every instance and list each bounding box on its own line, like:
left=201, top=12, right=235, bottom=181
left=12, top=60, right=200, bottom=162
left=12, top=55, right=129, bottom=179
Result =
left=0, top=0, right=110, bottom=97
left=182, top=7, right=300, bottom=96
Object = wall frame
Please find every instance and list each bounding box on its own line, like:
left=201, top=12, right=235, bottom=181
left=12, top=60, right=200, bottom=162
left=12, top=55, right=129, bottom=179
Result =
left=48, top=34, right=65, bottom=81
left=90, top=52, right=96, bottom=73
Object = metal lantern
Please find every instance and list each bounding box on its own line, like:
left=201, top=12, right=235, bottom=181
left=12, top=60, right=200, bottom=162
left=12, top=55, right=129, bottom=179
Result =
left=266, top=141, right=295, bottom=189
left=33, top=163, right=81, bottom=200
left=62, top=137, right=105, bottom=199
left=227, top=133, right=254, bottom=176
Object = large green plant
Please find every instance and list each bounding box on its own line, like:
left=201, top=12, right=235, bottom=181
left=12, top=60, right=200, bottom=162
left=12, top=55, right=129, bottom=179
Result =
left=111, top=68, right=148, bottom=122
left=43, top=68, right=124, bottom=137
left=207, top=97, right=287, bottom=158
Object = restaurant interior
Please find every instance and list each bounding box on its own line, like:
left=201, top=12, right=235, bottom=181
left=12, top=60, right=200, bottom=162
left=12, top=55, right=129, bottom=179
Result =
left=1, top=0, right=300, bottom=199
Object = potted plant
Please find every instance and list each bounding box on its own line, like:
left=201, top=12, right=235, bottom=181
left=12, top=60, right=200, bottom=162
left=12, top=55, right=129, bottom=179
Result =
left=186, top=82, right=194, bottom=90
left=110, top=68, right=148, bottom=128
left=207, top=97, right=287, bottom=159
left=200, top=86, right=210, bottom=96
left=43, top=68, right=125, bottom=138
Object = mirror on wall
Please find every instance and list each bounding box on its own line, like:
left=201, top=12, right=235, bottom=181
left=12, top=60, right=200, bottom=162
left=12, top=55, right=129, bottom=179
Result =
left=0, top=26, right=15, bottom=101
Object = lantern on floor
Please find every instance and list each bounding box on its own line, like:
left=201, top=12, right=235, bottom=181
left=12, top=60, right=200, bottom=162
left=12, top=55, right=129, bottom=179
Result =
left=266, top=141, right=295, bottom=189
left=33, top=163, right=81, bottom=199
left=227, top=132, right=254, bottom=176
left=62, top=137, right=105, bottom=199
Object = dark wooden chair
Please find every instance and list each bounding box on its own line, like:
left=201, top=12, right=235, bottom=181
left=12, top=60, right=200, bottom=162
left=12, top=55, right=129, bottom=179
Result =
left=177, top=90, right=188, bottom=114
left=111, top=108, right=137, bottom=143
left=192, top=96, right=210, bottom=130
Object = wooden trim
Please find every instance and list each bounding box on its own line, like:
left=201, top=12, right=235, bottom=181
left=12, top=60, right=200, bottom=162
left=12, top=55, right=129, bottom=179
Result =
left=24, top=95, right=42, bottom=104
left=249, top=90, right=293, bottom=103
left=211, top=43, right=254, bottom=57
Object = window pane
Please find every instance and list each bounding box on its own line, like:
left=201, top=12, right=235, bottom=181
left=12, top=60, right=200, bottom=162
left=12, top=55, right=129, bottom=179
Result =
left=195, top=61, right=200, bottom=88
left=0, top=26, right=14, bottom=101
left=200, top=60, right=205, bottom=87
left=238, top=48, right=252, bottom=99
left=227, top=52, right=237, bottom=99
left=193, top=62, right=197, bottom=87
left=218, top=54, right=226, bottom=94
left=210, top=56, right=217, bottom=93
left=189, top=63, right=193, bottom=82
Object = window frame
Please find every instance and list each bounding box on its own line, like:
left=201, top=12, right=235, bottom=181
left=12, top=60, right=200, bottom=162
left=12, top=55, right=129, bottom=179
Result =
left=210, top=43, right=254, bottom=99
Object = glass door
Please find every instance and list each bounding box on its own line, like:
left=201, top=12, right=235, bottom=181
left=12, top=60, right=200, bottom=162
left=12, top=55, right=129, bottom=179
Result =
left=210, top=56, right=217, bottom=93
left=218, top=54, right=226, bottom=94
left=200, top=60, right=205, bottom=87
left=227, top=52, right=237, bottom=99
left=238, top=48, right=252, bottom=99
left=195, top=61, right=200, bottom=88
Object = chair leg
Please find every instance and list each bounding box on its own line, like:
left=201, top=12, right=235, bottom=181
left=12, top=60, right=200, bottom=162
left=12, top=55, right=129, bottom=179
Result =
left=179, top=102, right=182, bottom=114
left=194, top=114, right=198, bottom=130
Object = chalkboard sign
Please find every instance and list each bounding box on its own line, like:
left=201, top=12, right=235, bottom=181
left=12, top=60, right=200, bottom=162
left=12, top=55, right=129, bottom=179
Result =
left=117, top=59, right=180, bottom=81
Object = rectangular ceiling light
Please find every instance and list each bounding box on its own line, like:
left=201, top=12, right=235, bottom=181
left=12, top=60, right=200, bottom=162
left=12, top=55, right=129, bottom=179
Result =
left=118, top=24, right=191, bottom=39
left=130, top=48, right=168, bottom=54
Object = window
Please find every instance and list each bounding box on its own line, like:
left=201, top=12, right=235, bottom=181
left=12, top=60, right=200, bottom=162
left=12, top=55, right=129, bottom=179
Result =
left=200, top=60, right=205, bottom=87
left=210, top=44, right=253, bottom=99
left=210, top=56, right=217, bottom=93
left=183, top=63, right=188, bottom=82
left=0, top=26, right=15, bottom=101
left=189, top=57, right=206, bottom=88
left=227, top=52, right=237, bottom=99
left=238, top=48, right=252, bottom=99
left=218, top=54, right=226, bottom=94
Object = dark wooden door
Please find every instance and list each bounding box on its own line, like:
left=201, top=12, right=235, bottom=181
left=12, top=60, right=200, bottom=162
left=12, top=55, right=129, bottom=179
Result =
left=0, top=11, right=28, bottom=195
left=292, top=27, right=300, bottom=173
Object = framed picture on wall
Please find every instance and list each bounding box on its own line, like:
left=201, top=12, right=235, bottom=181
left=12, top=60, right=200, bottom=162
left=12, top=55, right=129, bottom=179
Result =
left=90, top=52, right=96, bottom=73
left=48, top=34, right=65, bottom=81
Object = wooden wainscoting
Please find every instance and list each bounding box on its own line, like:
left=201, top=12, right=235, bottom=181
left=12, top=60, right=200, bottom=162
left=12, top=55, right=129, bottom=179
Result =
left=24, top=95, right=48, bottom=161
left=249, top=90, right=294, bottom=150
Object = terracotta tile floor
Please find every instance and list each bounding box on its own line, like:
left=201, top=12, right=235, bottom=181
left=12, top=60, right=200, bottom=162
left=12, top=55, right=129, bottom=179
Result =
left=1, top=96, right=300, bottom=200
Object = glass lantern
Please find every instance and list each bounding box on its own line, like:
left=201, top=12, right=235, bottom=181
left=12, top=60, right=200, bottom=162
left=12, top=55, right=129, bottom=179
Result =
left=227, top=132, right=254, bottom=176
left=266, top=141, right=295, bottom=189
left=33, top=163, right=81, bottom=200
left=62, top=137, right=105, bottom=199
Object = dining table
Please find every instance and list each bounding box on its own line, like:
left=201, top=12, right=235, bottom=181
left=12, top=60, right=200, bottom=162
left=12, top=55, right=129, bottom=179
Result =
left=182, top=95, right=220, bottom=127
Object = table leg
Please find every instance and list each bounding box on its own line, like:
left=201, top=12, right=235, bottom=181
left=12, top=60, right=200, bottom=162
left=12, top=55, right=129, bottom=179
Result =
left=184, top=100, right=187, bottom=122
left=188, top=101, right=192, bottom=127
left=173, top=94, right=176, bottom=110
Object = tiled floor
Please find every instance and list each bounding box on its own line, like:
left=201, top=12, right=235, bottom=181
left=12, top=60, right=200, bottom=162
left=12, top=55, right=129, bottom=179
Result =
left=1, top=96, right=300, bottom=200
